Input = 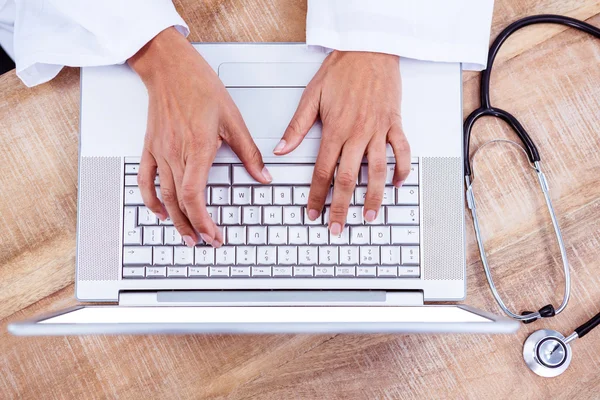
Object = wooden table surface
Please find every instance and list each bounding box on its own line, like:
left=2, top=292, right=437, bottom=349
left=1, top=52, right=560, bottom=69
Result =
left=1, top=1, right=599, bottom=398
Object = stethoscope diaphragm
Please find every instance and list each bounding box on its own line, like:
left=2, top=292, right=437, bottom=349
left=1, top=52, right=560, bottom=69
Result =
left=523, top=329, right=572, bottom=377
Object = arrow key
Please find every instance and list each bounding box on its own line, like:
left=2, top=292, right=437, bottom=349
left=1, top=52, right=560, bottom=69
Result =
left=123, top=246, right=152, bottom=265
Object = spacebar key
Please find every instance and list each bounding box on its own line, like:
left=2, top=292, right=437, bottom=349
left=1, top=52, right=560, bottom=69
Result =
left=233, top=164, right=314, bottom=185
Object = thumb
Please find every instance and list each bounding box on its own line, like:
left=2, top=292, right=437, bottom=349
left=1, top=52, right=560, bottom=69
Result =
left=224, top=116, right=272, bottom=184
left=273, top=83, right=320, bottom=155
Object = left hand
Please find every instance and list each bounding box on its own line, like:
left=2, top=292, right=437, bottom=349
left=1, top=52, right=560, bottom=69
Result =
left=273, top=50, right=411, bottom=234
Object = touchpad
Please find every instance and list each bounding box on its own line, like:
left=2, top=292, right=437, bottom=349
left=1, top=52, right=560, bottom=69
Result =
left=214, top=88, right=323, bottom=162
left=227, top=88, right=322, bottom=139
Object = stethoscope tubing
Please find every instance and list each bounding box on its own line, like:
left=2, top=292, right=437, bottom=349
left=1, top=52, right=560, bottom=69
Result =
left=466, top=13, right=600, bottom=376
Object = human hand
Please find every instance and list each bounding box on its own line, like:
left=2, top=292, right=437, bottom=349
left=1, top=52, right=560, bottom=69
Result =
left=273, top=51, right=411, bottom=234
left=128, top=27, right=272, bottom=247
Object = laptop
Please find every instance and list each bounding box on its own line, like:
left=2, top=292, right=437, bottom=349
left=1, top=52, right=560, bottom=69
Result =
left=9, top=44, right=518, bottom=335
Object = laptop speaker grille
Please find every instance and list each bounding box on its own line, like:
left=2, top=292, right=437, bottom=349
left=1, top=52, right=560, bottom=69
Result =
left=77, top=156, right=121, bottom=281
left=421, top=157, right=465, bottom=280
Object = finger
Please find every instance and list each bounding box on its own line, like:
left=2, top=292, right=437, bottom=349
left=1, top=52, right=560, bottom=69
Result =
left=170, top=159, right=187, bottom=216
left=307, top=133, right=343, bottom=220
left=329, top=140, right=365, bottom=234
left=213, top=225, right=224, bottom=248
left=274, top=82, right=321, bottom=155
left=364, top=135, right=388, bottom=222
left=156, top=161, right=197, bottom=247
left=387, top=121, right=411, bottom=187
left=181, top=151, right=222, bottom=247
left=223, top=114, right=272, bottom=184
left=138, top=149, right=167, bottom=220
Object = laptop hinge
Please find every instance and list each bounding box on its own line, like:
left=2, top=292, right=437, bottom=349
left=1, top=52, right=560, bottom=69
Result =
left=119, top=290, right=424, bottom=307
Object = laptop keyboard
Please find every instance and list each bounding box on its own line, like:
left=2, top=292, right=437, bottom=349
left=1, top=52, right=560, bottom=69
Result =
left=122, top=160, right=420, bottom=279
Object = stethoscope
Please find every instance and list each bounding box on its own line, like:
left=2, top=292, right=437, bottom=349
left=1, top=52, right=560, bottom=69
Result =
left=464, top=15, right=600, bottom=377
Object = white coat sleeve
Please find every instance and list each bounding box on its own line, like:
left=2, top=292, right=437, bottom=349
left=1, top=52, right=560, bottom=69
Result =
left=306, top=0, right=494, bottom=71
left=13, top=0, right=189, bottom=87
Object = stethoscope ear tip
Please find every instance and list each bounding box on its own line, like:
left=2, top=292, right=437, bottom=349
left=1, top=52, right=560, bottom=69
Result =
left=523, top=329, right=572, bottom=377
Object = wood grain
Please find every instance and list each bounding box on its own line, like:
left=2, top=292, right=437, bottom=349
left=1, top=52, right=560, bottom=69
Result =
left=1, top=1, right=599, bottom=399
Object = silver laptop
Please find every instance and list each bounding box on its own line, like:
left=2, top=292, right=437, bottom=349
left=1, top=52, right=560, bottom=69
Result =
left=9, top=44, right=518, bottom=335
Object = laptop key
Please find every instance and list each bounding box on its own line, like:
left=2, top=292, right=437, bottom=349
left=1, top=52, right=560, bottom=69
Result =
left=381, top=246, right=400, bottom=265
left=274, top=187, right=292, bottom=205
left=289, top=227, right=308, bottom=245
left=231, top=266, right=251, bottom=277
left=273, top=266, right=293, bottom=277
left=206, top=165, right=231, bottom=184
left=232, top=187, right=251, bottom=205
left=123, top=266, right=145, bottom=278
left=401, top=246, right=420, bottom=265
left=319, top=246, right=339, bottom=265
left=340, top=246, right=359, bottom=265
left=123, top=246, right=152, bottom=265
left=236, top=246, right=256, bottom=265
left=174, top=246, right=193, bottom=265
left=252, top=266, right=272, bottom=277
left=143, top=227, right=162, bottom=245
left=195, top=247, right=215, bottom=265
left=293, top=266, right=313, bottom=277
left=124, top=187, right=144, bottom=205
left=278, top=246, right=297, bottom=265
left=350, top=226, right=370, bottom=245
left=247, top=226, right=267, bottom=245
left=211, top=187, right=231, bottom=205
left=146, top=266, right=167, bottom=278
left=397, top=186, right=419, bottom=205
left=391, top=226, right=419, bottom=245
left=377, top=266, right=398, bottom=277
left=167, top=266, right=188, bottom=278
left=124, top=164, right=139, bottom=174
left=253, top=186, right=272, bottom=205
left=189, top=266, right=209, bottom=278
left=335, top=266, right=356, bottom=277
left=138, top=206, right=157, bottom=225
left=357, top=266, right=377, bottom=277
left=399, top=266, right=420, bottom=278
left=314, top=266, right=334, bottom=277
left=210, top=267, right=230, bottom=277
left=153, top=246, right=173, bottom=265
left=405, top=165, right=419, bottom=185
left=257, top=247, right=276, bottom=265
left=360, top=246, right=380, bottom=265
left=386, top=206, right=419, bottom=225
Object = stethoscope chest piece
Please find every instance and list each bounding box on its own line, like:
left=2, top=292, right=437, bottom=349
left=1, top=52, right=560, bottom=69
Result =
left=523, top=329, right=572, bottom=377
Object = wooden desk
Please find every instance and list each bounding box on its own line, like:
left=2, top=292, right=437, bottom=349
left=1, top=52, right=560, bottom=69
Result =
left=1, top=1, right=599, bottom=398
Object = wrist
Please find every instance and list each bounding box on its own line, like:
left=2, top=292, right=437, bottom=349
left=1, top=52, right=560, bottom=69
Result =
left=331, top=50, right=399, bottom=63
left=128, top=26, right=190, bottom=85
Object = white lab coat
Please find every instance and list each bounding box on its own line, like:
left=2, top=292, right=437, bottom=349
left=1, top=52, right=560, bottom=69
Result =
left=0, top=0, right=494, bottom=87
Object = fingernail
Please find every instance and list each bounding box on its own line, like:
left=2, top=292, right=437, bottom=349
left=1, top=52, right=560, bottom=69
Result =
left=155, top=205, right=168, bottom=220
left=212, top=240, right=221, bottom=248
left=262, top=167, right=273, bottom=182
left=200, top=233, right=213, bottom=244
left=183, top=235, right=196, bottom=248
left=330, top=222, right=342, bottom=235
left=365, top=210, right=377, bottom=222
left=308, top=209, right=320, bottom=221
left=394, top=179, right=405, bottom=188
left=273, top=139, right=286, bottom=154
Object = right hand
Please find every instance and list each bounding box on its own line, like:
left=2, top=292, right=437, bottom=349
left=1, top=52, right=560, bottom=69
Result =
left=128, top=27, right=272, bottom=248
